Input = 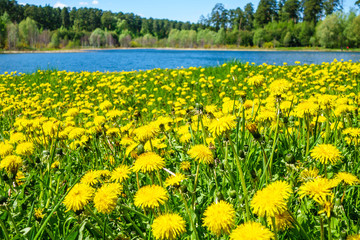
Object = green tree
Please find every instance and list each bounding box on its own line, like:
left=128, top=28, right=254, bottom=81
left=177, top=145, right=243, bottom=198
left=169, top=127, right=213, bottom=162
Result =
left=215, top=28, right=226, bottom=45
left=50, top=31, right=60, bottom=48
left=101, top=11, right=116, bottom=30
left=298, top=21, right=315, bottom=46
left=61, top=7, right=70, bottom=28
left=255, top=0, right=277, bottom=27
left=0, top=12, right=9, bottom=48
left=302, top=0, right=323, bottom=24
left=229, top=7, right=244, bottom=30
left=281, top=0, right=300, bottom=22
left=253, top=28, right=266, bottom=47
left=243, top=3, right=254, bottom=30
left=18, top=17, right=38, bottom=47
left=323, top=0, right=342, bottom=15
left=89, top=28, right=105, bottom=47
left=316, top=12, right=344, bottom=48
left=6, top=22, right=18, bottom=49
left=343, top=12, right=360, bottom=47
left=118, top=30, right=131, bottom=47
left=210, top=3, right=228, bottom=31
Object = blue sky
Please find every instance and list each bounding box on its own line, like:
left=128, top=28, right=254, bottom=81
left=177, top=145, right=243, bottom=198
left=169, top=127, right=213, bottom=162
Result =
left=19, top=0, right=359, bottom=23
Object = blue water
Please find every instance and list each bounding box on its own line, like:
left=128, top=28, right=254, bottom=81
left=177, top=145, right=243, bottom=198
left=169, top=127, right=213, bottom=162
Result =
left=1, top=49, right=360, bottom=74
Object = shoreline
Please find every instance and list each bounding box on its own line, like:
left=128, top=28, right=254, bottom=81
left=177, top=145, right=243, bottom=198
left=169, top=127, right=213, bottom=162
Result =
left=1, top=47, right=359, bottom=54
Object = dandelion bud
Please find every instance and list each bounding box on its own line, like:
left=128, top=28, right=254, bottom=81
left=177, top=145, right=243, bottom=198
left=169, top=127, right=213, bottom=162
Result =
left=229, top=190, right=237, bottom=198
left=216, top=192, right=225, bottom=201
left=247, top=123, right=262, bottom=140
left=137, top=144, right=144, bottom=155
left=244, top=144, right=249, bottom=152
left=285, top=153, right=295, bottom=164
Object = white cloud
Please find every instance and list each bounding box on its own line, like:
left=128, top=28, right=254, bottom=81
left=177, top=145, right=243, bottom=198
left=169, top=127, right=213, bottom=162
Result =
left=54, top=2, right=67, bottom=8
left=79, top=2, right=88, bottom=5
left=19, top=2, right=26, bottom=5
left=92, top=0, right=99, bottom=4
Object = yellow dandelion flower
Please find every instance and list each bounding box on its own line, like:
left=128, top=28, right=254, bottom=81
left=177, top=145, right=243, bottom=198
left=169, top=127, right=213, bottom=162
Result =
left=299, top=168, right=319, bottom=182
left=68, top=128, right=86, bottom=140
left=347, top=234, right=360, bottom=240
left=120, top=137, right=135, bottom=146
left=63, top=183, right=94, bottom=212
left=266, top=180, right=293, bottom=200
left=15, top=141, right=34, bottom=156
left=80, top=170, right=100, bottom=186
left=267, top=210, right=294, bottom=231
left=0, top=155, right=22, bottom=174
left=310, top=144, right=342, bottom=165
left=247, top=75, right=265, bottom=87
left=205, top=104, right=218, bottom=114
left=34, top=208, right=45, bottom=220
left=335, top=172, right=359, bottom=185
left=111, top=165, right=131, bottom=183
left=203, top=200, right=235, bottom=236
left=317, top=195, right=334, bottom=218
left=188, top=145, right=214, bottom=165
left=251, top=181, right=290, bottom=217
left=208, top=115, right=236, bottom=136
left=93, top=115, right=106, bottom=127
left=51, top=160, right=60, bottom=169
left=180, top=161, right=191, bottom=171
left=269, top=79, right=291, bottom=96
left=152, top=213, right=186, bottom=240
left=298, top=177, right=334, bottom=203
left=16, top=171, right=26, bottom=185
left=9, top=132, right=26, bottom=144
left=99, top=100, right=112, bottom=110
left=131, top=152, right=165, bottom=173
left=179, top=133, right=191, bottom=143
left=165, top=173, right=186, bottom=187
left=94, top=183, right=121, bottom=214
left=134, top=185, right=168, bottom=209
left=133, top=122, right=159, bottom=142
left=106, top=127, right=120, bottom=136
left=295, top=101, right=319, bottom=118
left=230, top=221, right=274, bottom=240
left=0, top=142, right=14, bottom=157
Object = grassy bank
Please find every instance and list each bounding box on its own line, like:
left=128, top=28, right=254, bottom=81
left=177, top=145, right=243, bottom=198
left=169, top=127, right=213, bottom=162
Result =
left=1, top=46, right=360, bottom=54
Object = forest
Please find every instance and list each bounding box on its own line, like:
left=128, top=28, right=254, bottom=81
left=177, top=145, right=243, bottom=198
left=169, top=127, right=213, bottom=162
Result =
left=1, top=0, right=360, bottom=50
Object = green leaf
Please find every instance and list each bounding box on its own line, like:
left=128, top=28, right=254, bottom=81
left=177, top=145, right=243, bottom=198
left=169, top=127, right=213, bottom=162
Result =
left=64, top=226, right=79, bottom=240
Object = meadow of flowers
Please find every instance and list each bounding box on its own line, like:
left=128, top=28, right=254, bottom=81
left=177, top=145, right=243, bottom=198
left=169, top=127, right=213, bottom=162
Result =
left=0, top=60, right=360, bottom=240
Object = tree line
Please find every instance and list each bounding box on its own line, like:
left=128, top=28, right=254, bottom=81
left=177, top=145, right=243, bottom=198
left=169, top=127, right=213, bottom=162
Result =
left=1, top=0, right=360, bottom=50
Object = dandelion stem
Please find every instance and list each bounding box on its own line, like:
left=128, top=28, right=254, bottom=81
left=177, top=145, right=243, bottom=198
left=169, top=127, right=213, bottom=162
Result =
left=223, top=141, right=236, bottom=190
left=320, top=215, right=325, bottom=240
left=191, top=163, right=200, bottom=208
left=179, top=189, right=199, bottom=240
left=5, top=205, right=21, bottom=237
left=85, top=206, right=116, bottom=239
left=286, top=210, right=311, bottom=240
left=271, top=216, right=278, bottom=240
left=123, top=210, right=145, bottom=239
left=327, top=216, right=332, bottom=240
left=0, top=218, right=10, bottom=240
left=34, top=175, right=83, bottom=240
left=119, top=204, right=150, bottom=220
left=227, top=134, right=250, bottom=221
